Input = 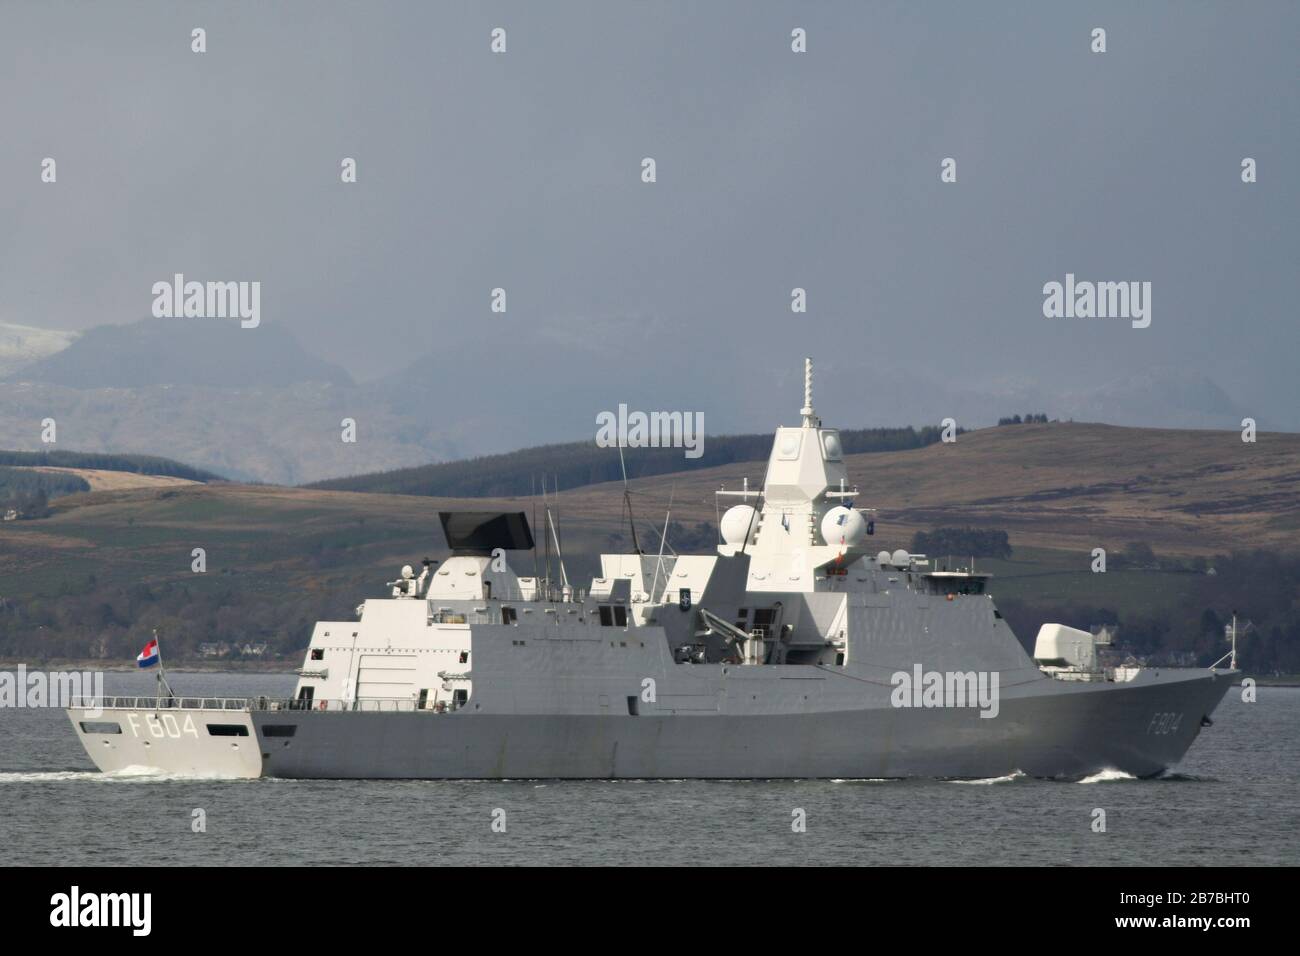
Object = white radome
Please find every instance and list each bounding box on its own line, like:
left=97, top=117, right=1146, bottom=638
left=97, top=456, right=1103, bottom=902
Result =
left=820, top=506, right=866, bottom=549
left=720, top=505, right=759, bottom=546
left=877, top=550, right=893, bottom=567
left=891, top=549, right=911, bottom=568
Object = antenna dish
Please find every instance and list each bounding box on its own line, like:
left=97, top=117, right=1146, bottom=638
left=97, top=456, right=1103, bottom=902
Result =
left=720, top=505, right=759, bottom=546
left=820, top=507, right=866, bottom=549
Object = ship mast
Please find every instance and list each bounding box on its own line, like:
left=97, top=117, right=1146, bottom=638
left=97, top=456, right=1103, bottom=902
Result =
left=1230, top=611, right=1238, bottom=671
left=618, top=440, right=642, bottom=554
left=649, top=485, right=675, bottom=603
left=546, top=481, right=570, bottom=592
left=800, top=356, right=819, bottom=428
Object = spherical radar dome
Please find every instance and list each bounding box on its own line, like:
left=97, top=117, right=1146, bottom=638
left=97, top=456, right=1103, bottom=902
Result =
left=720, top=505, right=759, bottom=546
left=820, top=506, right=867, bottom=549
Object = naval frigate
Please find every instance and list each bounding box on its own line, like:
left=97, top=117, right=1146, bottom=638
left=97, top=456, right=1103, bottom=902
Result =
left=67, top=360, right=1236, bottom=779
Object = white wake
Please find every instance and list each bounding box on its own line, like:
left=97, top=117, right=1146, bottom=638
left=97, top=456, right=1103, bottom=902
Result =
left=1078, top=768, right=1137, bottom=784
left=0, top=766, right=255, bottom=783
left=949, top=771, right=1027, bottom=785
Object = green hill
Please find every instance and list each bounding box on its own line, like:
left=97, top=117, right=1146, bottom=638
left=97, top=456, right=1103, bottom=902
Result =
left=305, top=425, right=955, bottom=497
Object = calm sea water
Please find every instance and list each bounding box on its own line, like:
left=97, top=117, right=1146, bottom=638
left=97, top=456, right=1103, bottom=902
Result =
left=1, top=671, right=1295, bottom=866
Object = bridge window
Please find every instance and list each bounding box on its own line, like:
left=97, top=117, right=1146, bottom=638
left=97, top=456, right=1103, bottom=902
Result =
left=310, top=648, right=325, bottom=661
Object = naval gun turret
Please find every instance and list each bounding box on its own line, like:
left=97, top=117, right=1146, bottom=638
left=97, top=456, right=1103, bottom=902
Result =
left=389, top=559, right=435, bottom=598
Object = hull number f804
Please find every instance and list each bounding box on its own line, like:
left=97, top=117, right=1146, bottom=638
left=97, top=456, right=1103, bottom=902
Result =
left=1146, top=712, right=1184, bottom=735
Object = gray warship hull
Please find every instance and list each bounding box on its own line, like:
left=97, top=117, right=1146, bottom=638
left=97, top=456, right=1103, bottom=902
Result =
left=251, top=668, right=1235, bottom=780
left=64, top=362, right=1244, bottom=782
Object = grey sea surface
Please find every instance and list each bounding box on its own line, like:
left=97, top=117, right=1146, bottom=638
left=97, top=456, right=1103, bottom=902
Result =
left=0, top=671, right=1295, bottom=866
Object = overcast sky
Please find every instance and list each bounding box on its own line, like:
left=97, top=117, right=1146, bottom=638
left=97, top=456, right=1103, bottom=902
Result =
left=2, top=1, right=1297, bottom=439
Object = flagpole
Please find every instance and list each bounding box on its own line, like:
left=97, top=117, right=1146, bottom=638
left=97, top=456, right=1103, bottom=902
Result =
left=154, top=628, right=162, bottom=711
left=153, top=628, right=175, bottom=705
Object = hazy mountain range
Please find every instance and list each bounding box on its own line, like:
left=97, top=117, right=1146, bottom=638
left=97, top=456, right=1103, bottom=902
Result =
left=0, top=318, right=1263, bottom=484
left=0, top=322, right=80, bottom=378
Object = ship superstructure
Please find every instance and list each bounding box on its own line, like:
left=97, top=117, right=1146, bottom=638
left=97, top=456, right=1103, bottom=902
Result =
left=68, top=360, right=1236, bottom=779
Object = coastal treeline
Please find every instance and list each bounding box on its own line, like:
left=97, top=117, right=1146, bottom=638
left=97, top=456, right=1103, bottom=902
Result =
left=0, top=467, right=90, bottom=517
left=997, top=549, right=1300, bottom=674
left=0, top=576, right=358, bottom=664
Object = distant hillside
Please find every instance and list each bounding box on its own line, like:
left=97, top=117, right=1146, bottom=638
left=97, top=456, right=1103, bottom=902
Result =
left=305, top=426, right=955, bottom=497
left=0, top=450, right=221, bottom=482
left=0, top=467, right=89, bottom=512
left=3, top=421, right=1300, bottom=672
left=6, top=318, right=352, bottom=389
left=0, top=450, right=217, bottom=518
left=0, top=322, right=78, bottom=377
left=0, top=379, right=479, bottom=485
left=0, top=317, right=478, bottom=484
left=593, top=421, right=1300, bottom=556
left=0, top=317, right=1269, bottom=486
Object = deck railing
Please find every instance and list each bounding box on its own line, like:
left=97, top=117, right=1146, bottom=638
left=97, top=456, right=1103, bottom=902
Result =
left=68, top=696, right=463, bottom=714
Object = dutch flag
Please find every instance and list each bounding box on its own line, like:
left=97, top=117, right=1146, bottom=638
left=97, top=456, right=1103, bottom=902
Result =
left=136, top=639, right=160, bottom=669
